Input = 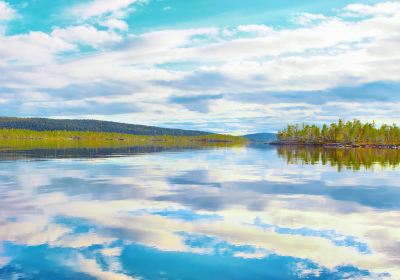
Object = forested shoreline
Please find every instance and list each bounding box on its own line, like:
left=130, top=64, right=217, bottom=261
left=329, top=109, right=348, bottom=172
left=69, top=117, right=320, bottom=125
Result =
left=276, top=119, right=400, bottom=149
left=0, top=129, right=247, bottom=150
left=0, top=117, right=210, bottom=136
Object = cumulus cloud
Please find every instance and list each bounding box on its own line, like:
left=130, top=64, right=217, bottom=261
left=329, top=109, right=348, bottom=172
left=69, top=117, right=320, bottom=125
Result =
left=0, top=31, right=76, bottom=65
left=1, top=1, right=400, bottom=132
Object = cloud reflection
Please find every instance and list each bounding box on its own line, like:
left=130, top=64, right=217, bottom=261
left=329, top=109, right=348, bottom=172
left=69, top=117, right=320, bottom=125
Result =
left=0, top=147, right=399, bottom=279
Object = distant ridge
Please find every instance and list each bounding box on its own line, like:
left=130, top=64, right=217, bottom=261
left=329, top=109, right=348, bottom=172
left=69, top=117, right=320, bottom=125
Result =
left=243, top=132, right=277, bottom=143
left=0, top=117, right=212, bottom=136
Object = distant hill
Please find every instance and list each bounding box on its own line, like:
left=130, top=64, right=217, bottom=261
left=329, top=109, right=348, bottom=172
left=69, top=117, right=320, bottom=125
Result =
left=243, top=132, right=277, bottom=143
left=0, top=117, right=211, bottom=136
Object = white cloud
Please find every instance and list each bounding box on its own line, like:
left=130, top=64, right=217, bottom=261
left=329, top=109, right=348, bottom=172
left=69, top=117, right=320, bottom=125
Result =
left=52, top=25, right=123, bottom=48
left=0, top=31, right=76, bottom=65
left=101, top=247, right=122, bottom=257
left=1, top=1, right=400, bottom=131
left=70, top=0, right=146, bottom=20
left=292, top=12, right=328, bottom=25
left=0, top=1, right=15, bottom=21
left=53, top=232, right=115, bottom=248
left=72, top=255, right=137, bottom=280
left=343, top=1, right=400, bottom=17
left=233, top=251, right=268, bottom=259
left=100, top=19, right=129, bottom=31
left=237, top=24, right=273, bottom=35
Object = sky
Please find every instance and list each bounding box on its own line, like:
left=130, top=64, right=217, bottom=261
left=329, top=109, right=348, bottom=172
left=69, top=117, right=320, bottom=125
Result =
left=0, top=0, right=399, bottom=134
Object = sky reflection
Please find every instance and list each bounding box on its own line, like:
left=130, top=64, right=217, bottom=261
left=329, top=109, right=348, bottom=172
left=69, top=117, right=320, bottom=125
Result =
left=0, top=147, right=399, bottom=279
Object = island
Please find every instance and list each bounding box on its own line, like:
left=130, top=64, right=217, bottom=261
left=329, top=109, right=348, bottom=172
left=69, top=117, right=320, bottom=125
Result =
left=273, top=119, right=400, bottom=149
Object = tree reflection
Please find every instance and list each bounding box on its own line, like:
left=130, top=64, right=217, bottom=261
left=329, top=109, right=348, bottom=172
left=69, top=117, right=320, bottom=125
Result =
left=277, top=146, right=400, bottom=171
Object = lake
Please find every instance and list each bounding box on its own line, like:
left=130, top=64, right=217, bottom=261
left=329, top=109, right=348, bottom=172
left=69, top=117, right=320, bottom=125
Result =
left=0, top=145, right=399, bottom=279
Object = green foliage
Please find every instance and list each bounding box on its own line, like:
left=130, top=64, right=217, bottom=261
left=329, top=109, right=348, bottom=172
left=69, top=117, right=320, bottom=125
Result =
left=0, top=117, right=211, bottom=136
left=0, top=129, right=247, bottom=150
left=277, top=119, right=400, bottom=145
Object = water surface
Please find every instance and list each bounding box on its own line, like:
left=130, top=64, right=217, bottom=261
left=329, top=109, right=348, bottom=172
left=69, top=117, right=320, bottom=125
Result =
left=1, top=146, right=399, bottom=279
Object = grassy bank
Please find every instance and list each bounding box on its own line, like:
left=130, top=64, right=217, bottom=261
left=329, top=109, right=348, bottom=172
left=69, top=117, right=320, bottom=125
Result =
left=0, top=129, right=247, bottom=150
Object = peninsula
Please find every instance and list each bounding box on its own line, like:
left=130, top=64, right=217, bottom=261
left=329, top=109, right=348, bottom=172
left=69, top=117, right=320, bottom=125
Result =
left=274, top=119, right=400, bottom=149
left=0, top=117, right=247, bottom=150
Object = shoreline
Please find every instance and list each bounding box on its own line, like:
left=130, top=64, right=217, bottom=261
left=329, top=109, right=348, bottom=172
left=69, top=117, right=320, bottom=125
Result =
left=269, top=142, right=400, bottom=150
left=0, top=129, right=247, bottom=150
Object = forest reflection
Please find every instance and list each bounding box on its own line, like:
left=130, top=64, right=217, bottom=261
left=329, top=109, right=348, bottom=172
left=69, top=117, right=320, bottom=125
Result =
left=277, top=146, right=400, bottom=171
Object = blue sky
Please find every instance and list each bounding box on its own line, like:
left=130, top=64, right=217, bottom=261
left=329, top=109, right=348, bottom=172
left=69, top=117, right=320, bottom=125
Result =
left=0, top=0, right=399, bottom=133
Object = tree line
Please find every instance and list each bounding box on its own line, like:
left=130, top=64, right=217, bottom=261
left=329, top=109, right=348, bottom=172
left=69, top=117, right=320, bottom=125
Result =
left=0, top=128, right=247, bottom=150
left=0, top=117, right=210, bottom=136
left=277, top=119, right=400, bottom=145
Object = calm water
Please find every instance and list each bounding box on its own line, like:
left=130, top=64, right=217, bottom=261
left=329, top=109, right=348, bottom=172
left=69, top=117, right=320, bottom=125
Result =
left=1, top=146, right=400, bottom=280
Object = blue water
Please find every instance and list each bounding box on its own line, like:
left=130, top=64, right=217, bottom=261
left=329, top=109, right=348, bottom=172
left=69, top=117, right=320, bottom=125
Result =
left=0, top=146, right=399, bottom=279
